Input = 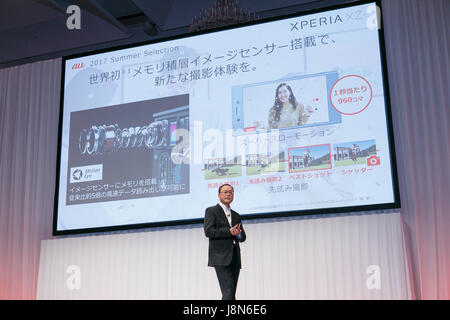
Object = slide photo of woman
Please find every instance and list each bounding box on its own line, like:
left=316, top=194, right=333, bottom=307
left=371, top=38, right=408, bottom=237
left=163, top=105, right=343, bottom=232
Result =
left=268, top=83, right=314, bottom=129
left=238, top=75, right=332, bottom=132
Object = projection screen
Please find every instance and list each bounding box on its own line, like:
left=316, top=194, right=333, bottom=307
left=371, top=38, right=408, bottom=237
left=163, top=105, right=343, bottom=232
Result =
left=54, top=0, right=400, bottom=235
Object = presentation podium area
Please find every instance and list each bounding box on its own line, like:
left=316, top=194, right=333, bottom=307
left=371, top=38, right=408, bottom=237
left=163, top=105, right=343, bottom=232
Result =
left=37, top=212, right=412, bottom=299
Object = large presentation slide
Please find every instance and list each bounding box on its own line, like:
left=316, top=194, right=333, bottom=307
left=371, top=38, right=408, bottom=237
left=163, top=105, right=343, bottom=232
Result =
left=54, top=1, right=399, bottom=234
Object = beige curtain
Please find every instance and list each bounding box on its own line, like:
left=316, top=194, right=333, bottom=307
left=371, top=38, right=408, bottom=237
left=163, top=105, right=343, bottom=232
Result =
left=0, top=58, right=60, bottom=299
left=382, top=0, right=450, bottom=299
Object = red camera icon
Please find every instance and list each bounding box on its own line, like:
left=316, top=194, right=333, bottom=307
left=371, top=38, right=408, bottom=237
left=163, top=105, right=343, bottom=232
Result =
left=367, top=155, right=381, bottom=166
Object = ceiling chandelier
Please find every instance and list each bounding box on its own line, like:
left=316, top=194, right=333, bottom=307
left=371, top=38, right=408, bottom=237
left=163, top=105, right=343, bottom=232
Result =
left=189, top=0, right=260, bottom=32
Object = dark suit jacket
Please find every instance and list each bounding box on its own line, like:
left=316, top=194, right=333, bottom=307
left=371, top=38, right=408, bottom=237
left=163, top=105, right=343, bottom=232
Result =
left=204, top=204, right=246, bottom=267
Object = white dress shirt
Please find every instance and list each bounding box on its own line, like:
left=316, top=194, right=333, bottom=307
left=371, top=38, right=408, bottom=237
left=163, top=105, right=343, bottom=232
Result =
left=218, top=201, right=232, bottom=226
left=218, top=202, right=241, bottom=243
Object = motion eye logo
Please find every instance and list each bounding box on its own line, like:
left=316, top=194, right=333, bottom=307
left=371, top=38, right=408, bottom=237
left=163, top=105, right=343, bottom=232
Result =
left=72, top=169, right=83, bottom=181
left=70, top=164, right=103, bottom=184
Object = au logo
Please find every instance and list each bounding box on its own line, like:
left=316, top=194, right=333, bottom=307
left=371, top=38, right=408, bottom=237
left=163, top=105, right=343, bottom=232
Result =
left=72, top=63, right=84, bottom=70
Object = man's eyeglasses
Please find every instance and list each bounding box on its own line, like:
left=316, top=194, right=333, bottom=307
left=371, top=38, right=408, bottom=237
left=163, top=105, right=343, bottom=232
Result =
left=220, top=191, right=234, bottom=195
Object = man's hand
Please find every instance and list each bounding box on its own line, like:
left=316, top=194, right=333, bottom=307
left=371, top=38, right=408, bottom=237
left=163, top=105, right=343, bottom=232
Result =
left=230, top=223, right=242, bottom=236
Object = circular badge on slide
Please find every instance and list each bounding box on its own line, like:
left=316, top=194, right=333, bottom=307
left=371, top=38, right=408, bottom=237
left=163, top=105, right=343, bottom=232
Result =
left=330, top=75, right=373, bottom=115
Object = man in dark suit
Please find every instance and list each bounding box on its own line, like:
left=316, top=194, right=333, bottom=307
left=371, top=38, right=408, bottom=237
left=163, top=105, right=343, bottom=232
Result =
left=204, top=184, right=246, bottom=300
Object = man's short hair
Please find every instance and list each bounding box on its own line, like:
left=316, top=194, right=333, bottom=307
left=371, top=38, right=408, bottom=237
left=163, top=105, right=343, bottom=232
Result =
left=218, top=183, right=234, bottom=194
